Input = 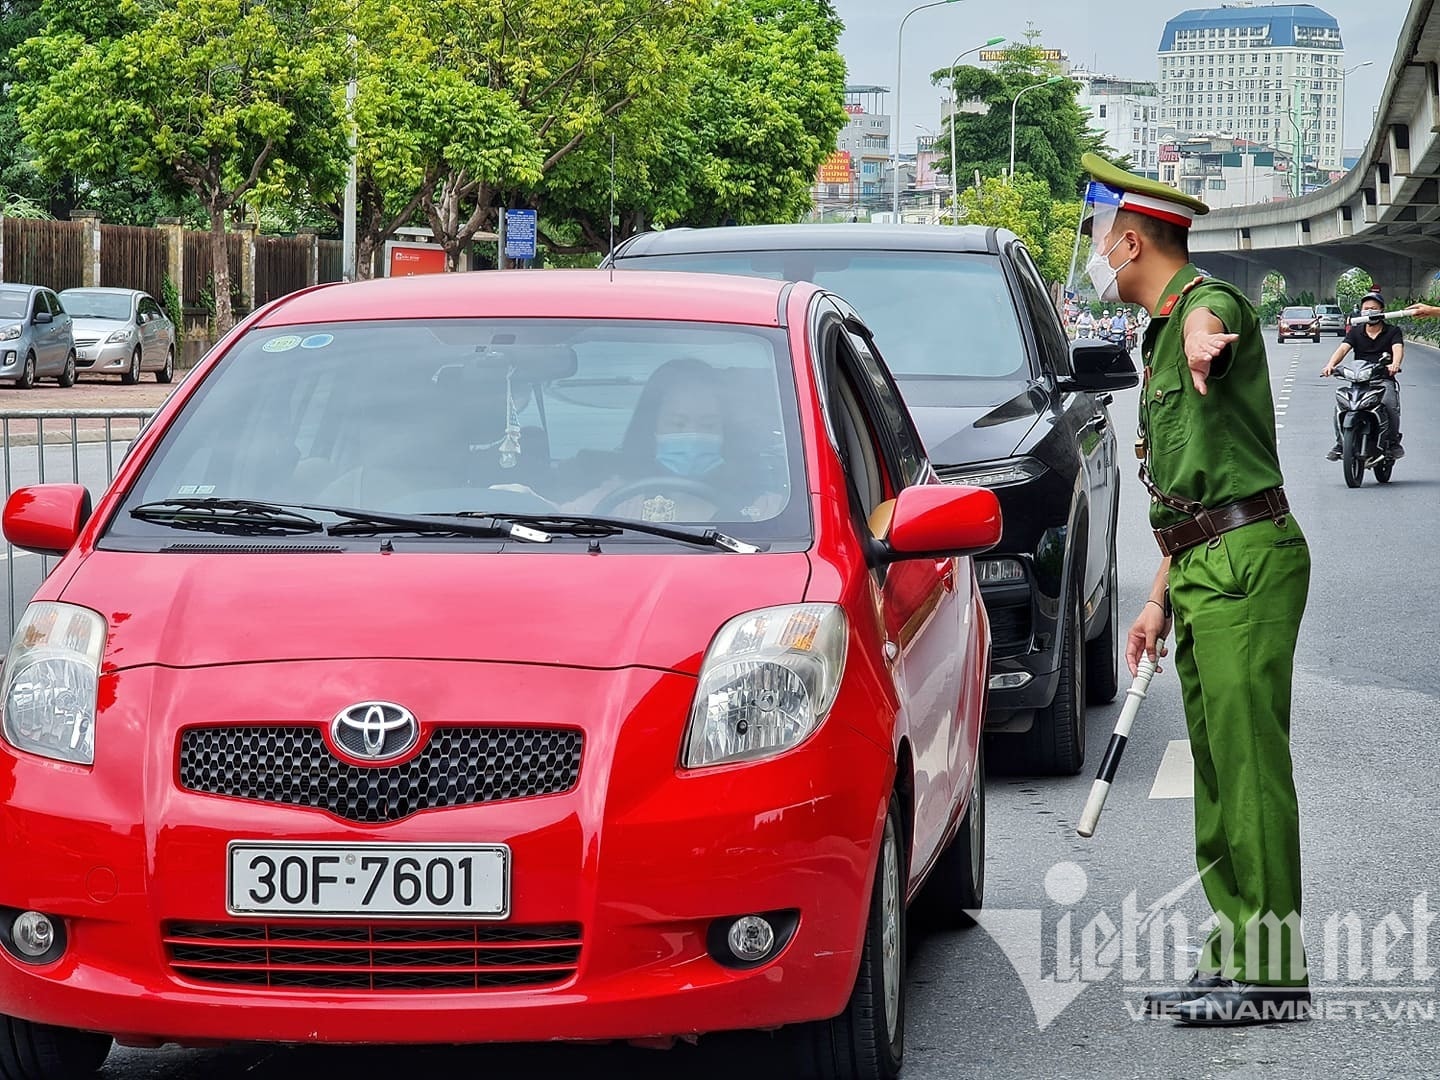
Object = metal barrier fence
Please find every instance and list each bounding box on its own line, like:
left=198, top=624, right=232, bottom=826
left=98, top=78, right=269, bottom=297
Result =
left=0, top=409, right=155, bottom=634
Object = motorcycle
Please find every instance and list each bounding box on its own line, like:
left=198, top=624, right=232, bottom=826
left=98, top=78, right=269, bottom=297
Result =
left=1330, top=356, right=1397, bottom=487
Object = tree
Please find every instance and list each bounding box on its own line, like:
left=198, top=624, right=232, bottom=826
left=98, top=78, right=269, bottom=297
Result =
left=0, top=0, right=49, bottom=210
left=15, top=0, right=350, bottom=332
left=931, top=33, right=1116, bottom=199
left=953, top=173, right=1082, bottom=288
left=541, top=0, right=848, bottom=250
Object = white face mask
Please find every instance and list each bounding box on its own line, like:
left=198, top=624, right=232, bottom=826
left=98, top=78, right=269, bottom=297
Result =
left=1085, top=235, right=1134, bottom=303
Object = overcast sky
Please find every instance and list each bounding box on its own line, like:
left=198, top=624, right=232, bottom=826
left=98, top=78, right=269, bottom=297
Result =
left=830, top=0, right=1410, bottom=157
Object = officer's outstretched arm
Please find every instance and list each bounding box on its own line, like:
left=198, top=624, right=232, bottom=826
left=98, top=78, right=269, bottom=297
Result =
left=1181, top=308, right=1238, bottom=398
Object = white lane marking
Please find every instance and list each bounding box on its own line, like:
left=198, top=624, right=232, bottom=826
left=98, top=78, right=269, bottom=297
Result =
left=1150, top=739, right=1195, bottom=800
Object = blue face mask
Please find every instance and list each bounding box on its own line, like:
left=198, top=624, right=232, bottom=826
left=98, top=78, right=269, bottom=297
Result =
left=655, top=432, right=724, bottom=477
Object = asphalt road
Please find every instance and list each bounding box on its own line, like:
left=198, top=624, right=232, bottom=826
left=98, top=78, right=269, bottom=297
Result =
left=10, top=334, right=1439, bottom=1079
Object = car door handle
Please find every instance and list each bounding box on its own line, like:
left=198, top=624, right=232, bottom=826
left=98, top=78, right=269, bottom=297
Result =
left=883, top=640, right=899, bottom=663
left=1085, top=414, right=1109, bottom=432
left=939, top=564, right=955, bottom=592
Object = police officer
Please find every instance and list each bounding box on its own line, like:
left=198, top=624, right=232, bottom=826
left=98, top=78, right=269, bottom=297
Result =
left=1079, top=153, right=1311, bottom=1026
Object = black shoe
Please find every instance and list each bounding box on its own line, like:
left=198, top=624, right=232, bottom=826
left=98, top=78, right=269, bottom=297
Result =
left=1325, top=443, right=1342, bottom=461
left=1170, top=981, right=1312, bottom=1026
left=1387, top=443, right=1406, bottom=460
left=1141, top=970, right=1227, bottom=1017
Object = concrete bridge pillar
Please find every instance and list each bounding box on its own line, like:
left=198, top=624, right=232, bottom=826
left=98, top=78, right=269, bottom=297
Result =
left=1191, top=253, right=1269, bottom=304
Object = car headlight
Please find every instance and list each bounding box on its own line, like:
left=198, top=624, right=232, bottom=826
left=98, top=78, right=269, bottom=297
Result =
left=0, top=603, right=105, bottom=765
left=682, top=604, right=847, bottom=769
left=939, top=457, right=1046, bottom=488
left=0, top=324, right=20, bottom=342
left=105, top=328, right=132, bottom=343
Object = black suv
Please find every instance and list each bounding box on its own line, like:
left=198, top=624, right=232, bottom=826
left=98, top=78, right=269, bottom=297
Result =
left=608, top=225, right=1138, bottom=774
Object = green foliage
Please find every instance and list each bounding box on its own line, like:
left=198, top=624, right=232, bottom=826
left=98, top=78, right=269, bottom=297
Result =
left=160, top=274, right=183, bottom=339
left=932, top=31, right=1115, bottom=200
left=953, top=174, right=1081, bottom=286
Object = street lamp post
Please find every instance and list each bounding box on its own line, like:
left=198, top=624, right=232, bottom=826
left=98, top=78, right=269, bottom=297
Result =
left=947, top=36, right=1005, bottom=224
left=893, top=0, right=964, bottom=218
left=1341, top=61, right=1373, bottom=163
left=1009, top=76, right=1066, bottom=181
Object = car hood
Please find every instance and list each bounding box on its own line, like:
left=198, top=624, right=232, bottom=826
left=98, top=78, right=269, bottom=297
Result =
left=907, top=388, right=1045, bottom=469
left=63, top=549, right=813, bottom=675
left=70, top=317, right=131, bottom=336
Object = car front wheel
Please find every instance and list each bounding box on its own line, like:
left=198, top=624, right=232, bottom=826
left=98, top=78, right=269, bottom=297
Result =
left=15, top=352, right=35, bottom=390
left=121, top=347, right=141, bottom=385
left=789, top=791, right=906, bottom=1080
left=1085, top=547, right=1120, bottom=705
left=0, top=1014, right=110, bottom=1080
left=157, top=345, right=175, bottom=384
left=1023, top=578, right=1086, bottom=775
left=57, top=351, right=76, bottom=388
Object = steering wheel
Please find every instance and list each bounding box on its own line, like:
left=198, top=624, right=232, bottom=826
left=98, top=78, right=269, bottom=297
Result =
left=592, top=476, right=741, bottom=519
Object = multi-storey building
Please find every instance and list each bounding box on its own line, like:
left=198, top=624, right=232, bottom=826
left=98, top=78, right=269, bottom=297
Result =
left=1072, top=71, right=1164, bottom=177
left=1157, top=3, right=1345, bottom=175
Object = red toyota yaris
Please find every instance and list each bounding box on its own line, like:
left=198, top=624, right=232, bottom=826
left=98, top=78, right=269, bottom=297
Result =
left=0, top=271, right=998, bottom=1080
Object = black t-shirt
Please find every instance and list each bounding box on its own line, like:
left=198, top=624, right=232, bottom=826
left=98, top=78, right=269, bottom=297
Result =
left=1344, top=321, right=1404, bottom=366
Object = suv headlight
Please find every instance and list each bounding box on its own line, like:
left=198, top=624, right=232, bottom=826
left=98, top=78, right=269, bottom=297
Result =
left=939, top=457, right=1046, bottom=488
left=0, top=324, right=21, bottom=342
left=105, top=328, right=132, bottom=343
left=0, top=603, right=105, bottom=765
left=682, top=604, right=847, bottom=769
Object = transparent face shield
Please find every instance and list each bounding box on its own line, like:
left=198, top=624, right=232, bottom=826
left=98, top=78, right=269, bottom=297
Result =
left=1065, top=181, right=1125, bottom=297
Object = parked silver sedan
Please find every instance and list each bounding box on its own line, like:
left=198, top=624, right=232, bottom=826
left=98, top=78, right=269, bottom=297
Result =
left=59, top=287, right=176, bottom=384
left=0, top=284, right=77, bottom=388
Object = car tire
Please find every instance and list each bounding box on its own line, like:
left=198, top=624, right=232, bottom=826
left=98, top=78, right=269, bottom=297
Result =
left=788, top=791, right=906, bottom=1080
left=1084, top=547, right=1119, bottom=706
left=0, top=1014, right=110, bottom=1080
left=1341, top=427, right=1364, bottom=488
left=915, top=739, right=984, bottom=930
left=1023, top=578, right=1086, bottom=775
left=57, top=351, right=76, bottom=388
left=157, top=345, right=175, bottom=384
left=121, top=347, right=141, bottom=386
left=16, top=352, right=35, bottom=390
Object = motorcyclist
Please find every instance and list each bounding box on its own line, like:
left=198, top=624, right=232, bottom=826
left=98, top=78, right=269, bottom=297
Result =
left=1076, top=309, right=1094, bottom=338
left=1108, top=308, right=1127, bottom=345
left=1321, top=292, right=1403, bottom=460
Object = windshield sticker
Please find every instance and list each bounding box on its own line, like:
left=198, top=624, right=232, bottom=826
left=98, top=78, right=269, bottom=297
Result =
left=262, top=335, right=302, bottom=353
left=175, top=484, right=216, bottom=496
left=300, top=334, right=334, bottom=350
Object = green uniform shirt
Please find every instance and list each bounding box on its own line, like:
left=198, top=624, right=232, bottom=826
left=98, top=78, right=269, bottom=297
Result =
left=1139, top=264, right=1285, bottom=530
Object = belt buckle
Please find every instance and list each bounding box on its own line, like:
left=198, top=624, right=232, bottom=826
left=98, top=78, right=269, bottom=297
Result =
left=1263, top=488, right=1288, bottom=526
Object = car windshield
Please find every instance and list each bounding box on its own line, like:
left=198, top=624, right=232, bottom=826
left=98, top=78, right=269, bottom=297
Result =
left=110, top=318, right=808, bottom=544
left=1282, top=307, right=1314, bottom=318
left=1316, top=305, right=1340, bottom=314
left=61, top=291, right=131, bottom=320
left=0, top=290, right=28, bottom=320
left=615, top=250, right=1028, bottom=404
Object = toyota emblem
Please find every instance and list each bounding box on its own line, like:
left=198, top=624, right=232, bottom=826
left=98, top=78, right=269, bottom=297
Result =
left=330, top=702, right=419, bottom=762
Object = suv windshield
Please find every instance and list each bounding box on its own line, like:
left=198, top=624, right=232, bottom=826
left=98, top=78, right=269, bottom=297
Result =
left=110, top=319, right=808, bottom=544
left=61, top=291, right=132, bottom=320
left=615, top=250, right=1028, bottom=404
left=1282, top=307, right=1315, bottom=318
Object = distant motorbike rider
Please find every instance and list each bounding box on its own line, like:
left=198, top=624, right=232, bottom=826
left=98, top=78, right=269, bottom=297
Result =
left=1109, top=309, right=1128, bottom=344
left=1076, top=309, right=1094, bottom=338
left=1321, top=292, right=1403, bottom=460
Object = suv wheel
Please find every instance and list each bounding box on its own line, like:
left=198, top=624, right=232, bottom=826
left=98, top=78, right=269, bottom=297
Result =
left=1085, top=549, right=1119, bottom=705
left=1022, top=577, right=1086, bottom=775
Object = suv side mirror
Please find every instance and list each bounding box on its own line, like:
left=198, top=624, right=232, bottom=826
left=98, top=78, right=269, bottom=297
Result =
left=1060, top=339, right=1139, bottom=393
left=3, top=485, right=92, bottom=557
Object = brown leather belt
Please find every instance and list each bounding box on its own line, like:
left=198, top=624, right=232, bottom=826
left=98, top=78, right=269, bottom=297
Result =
left=1153, top=488, right=1289, bottom=558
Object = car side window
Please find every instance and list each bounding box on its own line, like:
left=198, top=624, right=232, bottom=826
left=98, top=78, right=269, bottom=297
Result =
left=1011, top=246, right=1070, bottom=378
left=842, top=324, right=926, bottom=488
left=821, top=325, right=900, bottom=533
left=29, top=294, right=43, bottom=321
left=43, top=292, right=59, bottom=316
left=140, top=298, right=161, bottom=322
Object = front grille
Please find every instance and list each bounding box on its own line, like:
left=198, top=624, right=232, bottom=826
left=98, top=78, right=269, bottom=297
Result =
left=985, top=600, right=1033, bottom=655
left=178, top=725, right=582, bottom=823
left=164, top=920, right=582, bottom=991
left=72, top=335, right=101, bottom=347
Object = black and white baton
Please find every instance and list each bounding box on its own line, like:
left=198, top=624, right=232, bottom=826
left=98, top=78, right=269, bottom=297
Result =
left=1076, top=653, right=1160, bottom=838
left=1350, top=308, right=1417, bottom=325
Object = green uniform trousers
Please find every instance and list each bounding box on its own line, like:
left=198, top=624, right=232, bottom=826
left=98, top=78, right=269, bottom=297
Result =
left=1169, top=515, right=1310, bottom=987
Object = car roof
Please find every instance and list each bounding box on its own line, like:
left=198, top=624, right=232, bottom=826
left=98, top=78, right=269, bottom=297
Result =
left=613, top=224, right=1010, bottom=257
left=256, top=270, right=810, bottom=329
left=0, top=284, right=40, bottom=293
left=61, top=287, right=142, bottom=296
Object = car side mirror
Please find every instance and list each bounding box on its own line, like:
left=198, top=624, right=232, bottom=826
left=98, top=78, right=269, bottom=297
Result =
left=33, top=311, right=52, bottom=325
left=874, top=484, right=1001, bottom=565
left=1059, top=339, right=1139, bottom=393
left=3, top=484, right=92, bottom=557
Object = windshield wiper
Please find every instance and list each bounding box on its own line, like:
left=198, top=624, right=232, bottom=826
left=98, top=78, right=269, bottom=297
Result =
left=323, top=507, right=552, bottom=542
left=131, top=498, right=326, bottom=536
left=471, top=512, right=762, bottom=554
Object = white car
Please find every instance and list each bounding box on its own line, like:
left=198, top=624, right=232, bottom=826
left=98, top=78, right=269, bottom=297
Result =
left=59, top=287, right=176, bottom=384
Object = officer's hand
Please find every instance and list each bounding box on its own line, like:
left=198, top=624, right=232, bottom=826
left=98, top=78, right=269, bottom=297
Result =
left=1125, top=605, right=1171, bottom=677
left=1183, top=331, right=1238, bottom=396
left=1410, top=303, right=1440, bottom=319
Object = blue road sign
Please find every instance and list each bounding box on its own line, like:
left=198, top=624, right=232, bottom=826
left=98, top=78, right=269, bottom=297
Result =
left=505, top=209, right=538, bottom=260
